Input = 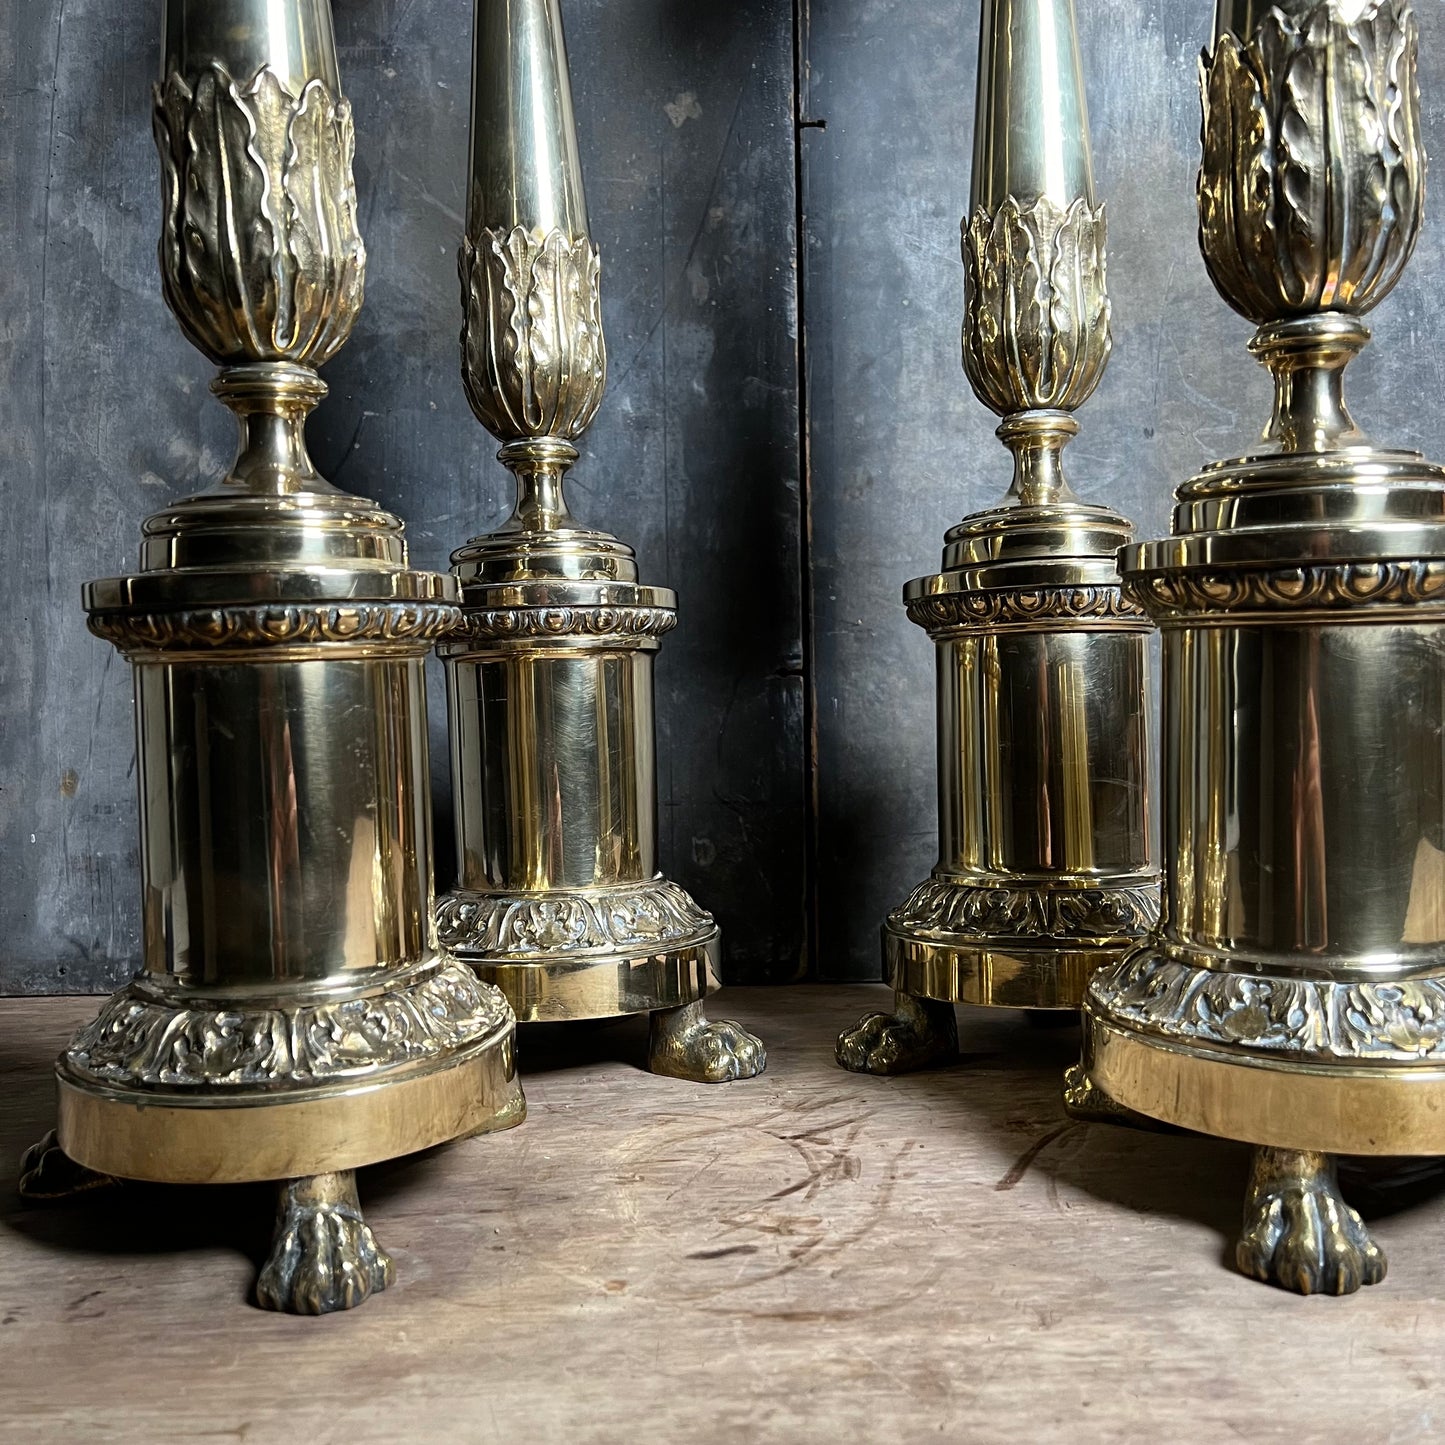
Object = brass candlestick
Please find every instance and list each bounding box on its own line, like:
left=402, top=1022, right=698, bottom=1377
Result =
left=20, top=0, right=524, bottom=1314
left=1079, top=0, right=1442, bottom=1294
left=838, top=0, right=1158, bottom=1074
left=434, top=0, right=765, bottom=1082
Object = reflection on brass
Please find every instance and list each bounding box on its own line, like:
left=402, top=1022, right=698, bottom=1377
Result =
left=24, top=0, right=523, bottom=1315
left=1080, top=0, right=1440, bottom=1293
left=436, top=0, right=764, bottom=1082
left=838, top=0, right=1157, bottom=1074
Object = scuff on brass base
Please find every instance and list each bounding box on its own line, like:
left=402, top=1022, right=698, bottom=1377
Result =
left=1236, top=1149, right=1386, bottom=1297
left=256, top=1171, right=396, bottom=1315
left=836, top=990, right=959, bottom=1075
left=647, top=1000, right=767, bottom=1084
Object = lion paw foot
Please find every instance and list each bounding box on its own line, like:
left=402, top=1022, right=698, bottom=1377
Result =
left=648, top=1004, right=766, bottom=1083
left=1235, top=1148, right=1386, bottom=1296
left=17, top=1130, right=118, bottom=1201
left=255, top=1171, right=394, bottom=1315
left=835, top=994, right=958, bottom=1075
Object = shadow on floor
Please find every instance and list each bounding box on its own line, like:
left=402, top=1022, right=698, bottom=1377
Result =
left=513, top=1015, right=649, bottom=1075
left=0, top=1025, right=501, bottom=1307
left=803, top=989, right=1445, bottom=1278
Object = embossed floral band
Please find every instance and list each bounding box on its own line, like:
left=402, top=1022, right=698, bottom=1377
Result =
left=837, top=0, right=1158, bottom=1078
left=22, top=0, right=524, bottom=1316
left=1077, top=0, right=1445, bottom=1295
left=433, top=0, right=766, bottom=1081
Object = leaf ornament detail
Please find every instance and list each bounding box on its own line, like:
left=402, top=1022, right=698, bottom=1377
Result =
left=961, top=195, right=1110, bottom=418
left=460, top=226, right=607, bottom=445
left=153, top=62, right=365, bottom=366
left=283, top=79, right=365, bottom=362
left=1198, top=0, right=1423, bottom=324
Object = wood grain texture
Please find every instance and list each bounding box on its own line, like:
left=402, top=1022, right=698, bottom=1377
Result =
left=2, top=985, right=1443, bottom=1443
left=0, top=0, right=804, bottom=992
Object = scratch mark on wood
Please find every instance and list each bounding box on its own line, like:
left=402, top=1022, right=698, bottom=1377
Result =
left=995, top=1122, right=1079, bottom=1192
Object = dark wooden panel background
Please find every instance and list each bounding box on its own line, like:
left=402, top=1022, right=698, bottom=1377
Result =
left=5, top=0, right=1445, bottom=992
left=803, top=0, right=1445, bottom=977
left=0, top=0, right=804, bottom=992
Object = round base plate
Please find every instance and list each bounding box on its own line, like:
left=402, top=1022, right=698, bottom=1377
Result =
left=1083, top=1000, right=1445, bottom=1156
left=884, top=925, right=1121, bottom=1010
left=58, top=1026, right=523, bottom=1184
left=464, top=932, right=720, bottom=1023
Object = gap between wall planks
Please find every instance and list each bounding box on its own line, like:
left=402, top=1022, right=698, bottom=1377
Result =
left=0, top=0, right=809, bottom=993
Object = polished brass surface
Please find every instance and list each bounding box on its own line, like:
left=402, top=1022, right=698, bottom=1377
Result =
left=839, top=0, right=1156, bottom=1074
left=1080, top=0, right=1441, bottom=1293
left=29, top=0, right=524, bottom=1314
left=436, top=0, right=764, bottom=1079
left=1082, top=1005, right=1445, bottom=1153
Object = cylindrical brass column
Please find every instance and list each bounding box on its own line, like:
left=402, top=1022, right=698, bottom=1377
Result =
left=838, top=0, right=1157, bottom=1075
left=21, top=0, right=524, bottom=1315
left=435, top=0, right=765, bottom=1082
left=1079, top=0, right=1442, bottom=1294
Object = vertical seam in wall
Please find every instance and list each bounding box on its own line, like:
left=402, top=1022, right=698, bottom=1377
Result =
left=793, top=0, right=820, bottom=980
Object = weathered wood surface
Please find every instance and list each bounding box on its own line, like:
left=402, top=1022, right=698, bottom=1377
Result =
left=802, top=2, right=1445, bottom=977
left=2, top=985, right=1442, bottom=1443
left=0, top=0, right=804, bottom=992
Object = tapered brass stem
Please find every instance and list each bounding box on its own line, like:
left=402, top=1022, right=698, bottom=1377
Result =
left=839, top=0, right=1155, bottom=1076
left=466, top=0, right=588, bottom=237
left=33, top=0, right=524, bottom=1316
left=972, top=0, right=1095, bottom=209
left=436, top=0, right=764, bottom=1081
left=163, top=0, right=340, bottom=94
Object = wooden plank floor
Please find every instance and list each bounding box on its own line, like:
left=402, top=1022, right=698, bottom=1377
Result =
left=1, top=985, right=1443, bottom=1443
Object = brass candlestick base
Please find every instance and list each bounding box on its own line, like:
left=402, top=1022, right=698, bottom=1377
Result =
left=1077, top=0, right=1440, bottom=1293
left=839, top=0, right=1157, bottom=1074
left=54, top=951, right=522, bottom=1189
left=439, top=876, right=720, bottom=1024
left=435, top=523, right=714, bottom=1035
left=24, top=0, right=524, bottom=1314
left=437, top=0, right=764, bottom=1082
left=837, top=491, right=1158, bottom=1076
left=437, top=507, right=763, bottom=1081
